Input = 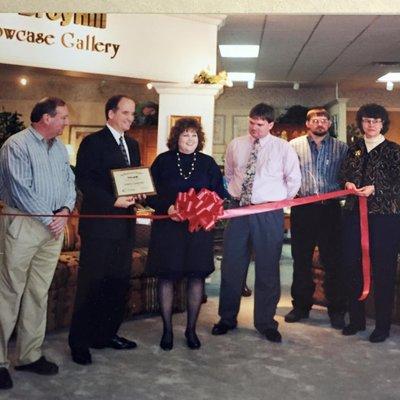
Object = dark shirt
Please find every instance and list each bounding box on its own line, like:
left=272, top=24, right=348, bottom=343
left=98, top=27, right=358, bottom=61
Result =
left=147, top=150, right=225, bottom=214
left=340, top=138, right=400, bottom=214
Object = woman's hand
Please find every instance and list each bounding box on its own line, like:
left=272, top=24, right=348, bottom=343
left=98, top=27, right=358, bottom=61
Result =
left=356, top=185, right=375, bottom=197
left=168, top=205, right=181, bottom=222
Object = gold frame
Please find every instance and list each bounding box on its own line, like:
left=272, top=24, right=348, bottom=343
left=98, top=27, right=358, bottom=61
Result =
left=69, top=125, right=102, bottom=165
left=169, top=115, right=201, bottom=131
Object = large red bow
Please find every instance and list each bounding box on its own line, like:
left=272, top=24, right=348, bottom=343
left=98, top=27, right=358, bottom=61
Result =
left=174, top=188, right=224, bottom=232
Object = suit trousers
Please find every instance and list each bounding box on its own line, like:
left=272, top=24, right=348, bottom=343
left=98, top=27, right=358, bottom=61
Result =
left=218, top=208, right=284, bottom=333
left=0, top=206, right=63, bottom=367
left=290, top=201, right=346, bottom=314
left=68, top=236, right=133, bottom=349
left=342, top=212, right=400, bottom=333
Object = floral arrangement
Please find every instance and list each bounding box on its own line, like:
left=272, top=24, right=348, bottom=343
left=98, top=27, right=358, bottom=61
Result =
left=193, top=69, right=232, bottom=87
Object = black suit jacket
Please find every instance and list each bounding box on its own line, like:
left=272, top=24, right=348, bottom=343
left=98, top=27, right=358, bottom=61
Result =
left=76, top=126, right=141, bottom=240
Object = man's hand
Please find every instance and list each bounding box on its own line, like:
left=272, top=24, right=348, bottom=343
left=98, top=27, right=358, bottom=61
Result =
left=114, top=196, right=136, bottom=208
left=345, top=182, right=357, bottom=191
left=48, top=208, right=69, bottom=238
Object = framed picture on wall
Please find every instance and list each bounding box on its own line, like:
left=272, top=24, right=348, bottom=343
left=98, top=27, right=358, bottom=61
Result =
left=69, top=125, right=102, bottom=165
left=232, top=115, right=248, bottom=138
left=169, top=115, right=201, bottom=132
left=213, top=115, right=225, bottom=144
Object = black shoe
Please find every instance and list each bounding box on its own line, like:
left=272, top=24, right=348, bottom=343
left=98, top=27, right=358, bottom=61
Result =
left=14, top=356, right=58, bottom=375
left=71, top=348, right=92, bottom=365
left=369, top=329, right=389, bottom=343
left=160, top=331, right=173, bottom=351
left=185, top=330, right=201, bottom=349
left=329, top=313, right=345, bottom=330
left=342, top=323, right=366, bottom=336
left=92, top=335, right=137, bottom=350
left=264, top=328, right=282, bottom=343
left=0, top=368, right=12, bottom=390
left=211, top=321, right=237, bottom=336
left=284, top=308, right=309, bottom=323
left=242, top=284, right=252, bottom=297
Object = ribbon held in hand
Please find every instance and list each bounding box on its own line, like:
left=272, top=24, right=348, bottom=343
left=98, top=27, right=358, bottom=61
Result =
left=174, top=188, right=224, bottom=232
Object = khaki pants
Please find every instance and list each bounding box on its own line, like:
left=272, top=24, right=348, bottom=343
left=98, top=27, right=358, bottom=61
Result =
left=0, top=206, right=63, bottom=367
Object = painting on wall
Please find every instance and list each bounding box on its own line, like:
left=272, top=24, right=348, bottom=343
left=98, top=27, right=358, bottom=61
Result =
left=69, top=125, right=102, bottom=165
left=213, top=115, right=225, bottom=144
left=232, top=115, right=248, bottom=138
left=169, top=115, right=201, bottom=132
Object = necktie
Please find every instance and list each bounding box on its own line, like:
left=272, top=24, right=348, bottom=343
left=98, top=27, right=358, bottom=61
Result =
left=119, top=136, right=130, bottom=166
left=239, top=138, right=260, bottom=206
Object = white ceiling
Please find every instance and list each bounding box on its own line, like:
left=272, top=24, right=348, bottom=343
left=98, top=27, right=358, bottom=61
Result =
left=217, top=15, right=400, bottom=89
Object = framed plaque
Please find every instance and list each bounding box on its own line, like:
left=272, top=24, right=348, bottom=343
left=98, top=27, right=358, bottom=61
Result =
left=110, top=167, right=156, bottom=197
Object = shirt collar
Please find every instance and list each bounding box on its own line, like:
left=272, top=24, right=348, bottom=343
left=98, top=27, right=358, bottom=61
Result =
left=248, top=133, right=272, bottom=146
left=107, top=123, right=125, bottom=143
left=29, top=126, right=56, bottom=146
left=307, top=133, right=331, bottom=147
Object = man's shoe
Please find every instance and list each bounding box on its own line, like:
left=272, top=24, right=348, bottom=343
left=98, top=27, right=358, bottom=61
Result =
left=94, top=335, right=137, bottom=350
left=71, top=348, right=92, bottom=365
left=265, top=328, right=282, bottom=343
left=14, top=356, right=58, bottom=375
left=369, top=329, right=389, bottom=343
left=342, top=323, right=366, bottom=336
left=329, top=313, right=345, bottom=330
left=211, top=321, right=236, bottom=336
left=284, top=308, right=309, bottom=323
left=0, top=368, right=12, bottom=390
left=242, top=284, right=252, bottom=297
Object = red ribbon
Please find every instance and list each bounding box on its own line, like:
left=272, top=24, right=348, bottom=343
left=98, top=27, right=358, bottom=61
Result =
left=0, top=189, right=371, bottom=300
left=174, top=188, right=224, bottom=232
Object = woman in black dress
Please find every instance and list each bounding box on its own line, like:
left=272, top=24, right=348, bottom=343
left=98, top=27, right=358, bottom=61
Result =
left=340, top=103, right=400, bottom=343
left=147, top=117, right=225, bottom=350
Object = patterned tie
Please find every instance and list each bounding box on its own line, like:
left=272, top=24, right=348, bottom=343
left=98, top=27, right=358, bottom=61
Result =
left=119, top=136, right=130, bottom=166
left=239, top=138, right=260, bottom=206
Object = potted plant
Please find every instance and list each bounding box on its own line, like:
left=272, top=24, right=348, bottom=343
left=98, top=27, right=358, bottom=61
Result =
left=0, top=109, right=25, bottom=148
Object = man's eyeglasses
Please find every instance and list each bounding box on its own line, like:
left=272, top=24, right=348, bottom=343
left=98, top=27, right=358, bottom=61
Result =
left=309, top=118, right=329, bottom=125
left=362, top=118, right=382, bottom=125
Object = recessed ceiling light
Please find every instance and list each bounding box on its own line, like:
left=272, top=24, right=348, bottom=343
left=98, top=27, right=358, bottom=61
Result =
left=146, top=82, right=153, bottom=90
left=386, top=81, right=394, bottom=91
left=377, top=72, right=400, bottom=82
left=227, top=72, right=256, bottom=82
left=19, top=77, right=28, bottom=86
left=219, top=45, right=259, bottom=58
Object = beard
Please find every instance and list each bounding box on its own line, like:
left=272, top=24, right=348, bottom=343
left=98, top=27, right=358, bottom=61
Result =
left=311, top=129, right=329, bottom=137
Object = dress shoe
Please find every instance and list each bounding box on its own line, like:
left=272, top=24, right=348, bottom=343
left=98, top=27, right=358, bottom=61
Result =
left=160, top=331, right=173, bottom=351
left=242, top=284, right=252, bottom=297
left=185, top=330, right=201, bottom=349
left=0, top=368, right=12, bottom=390
left=14, top=356, right=58, bottom=375
left=264, top=328, right=282, bottom=343
left=329, top=313, right=345, bottom=330
left=284, top=308, right=309, bottom=323
left=211, top=321, right=237, bottom=336
left=92, top=335, right=137, bottom=350
left=342, top=323, right=366, bottom=336
left=71, top=348, right=92, bottom=365
left=369, top=329, right=389, bottom=343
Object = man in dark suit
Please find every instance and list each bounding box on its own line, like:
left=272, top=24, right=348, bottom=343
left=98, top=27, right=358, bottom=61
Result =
left=68, top=95, right=141, bottom=365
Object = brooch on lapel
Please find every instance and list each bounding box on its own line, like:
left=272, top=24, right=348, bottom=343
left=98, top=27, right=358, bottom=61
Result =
left=355, top=150, right=361, bottom=157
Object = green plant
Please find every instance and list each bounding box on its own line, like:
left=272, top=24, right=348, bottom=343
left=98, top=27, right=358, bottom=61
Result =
left=0, top=108, right=26, bottom=148
left=346, top=123, right=362, bottom=143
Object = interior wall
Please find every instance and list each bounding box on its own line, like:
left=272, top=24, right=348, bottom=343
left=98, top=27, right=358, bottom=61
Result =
left=213, top=86, right=400, bottom=162
left=0, top=76, right=158, bottom=145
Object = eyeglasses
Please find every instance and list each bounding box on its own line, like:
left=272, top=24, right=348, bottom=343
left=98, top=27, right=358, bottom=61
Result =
left=309, top=118, right=329, bottom=125
left=362, top=118, right=382, bottom=125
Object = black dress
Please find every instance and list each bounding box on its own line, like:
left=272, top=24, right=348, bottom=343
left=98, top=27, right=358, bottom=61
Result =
left=146, top=150, right=225, bottom=280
